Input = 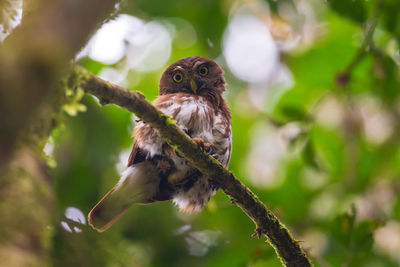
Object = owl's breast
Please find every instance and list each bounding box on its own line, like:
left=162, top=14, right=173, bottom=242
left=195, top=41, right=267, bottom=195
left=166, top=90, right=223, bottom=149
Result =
left=155, top=93, right=232, bottom=168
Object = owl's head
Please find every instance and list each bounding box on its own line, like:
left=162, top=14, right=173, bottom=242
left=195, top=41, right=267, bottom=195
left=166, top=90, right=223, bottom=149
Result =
left=159, top=57, right=226, bottom=96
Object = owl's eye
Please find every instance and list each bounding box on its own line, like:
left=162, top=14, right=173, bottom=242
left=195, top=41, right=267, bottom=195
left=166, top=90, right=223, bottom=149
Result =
left=173, top=72, right=184, bottom=83
left=198, top=65, right=208, bottom=76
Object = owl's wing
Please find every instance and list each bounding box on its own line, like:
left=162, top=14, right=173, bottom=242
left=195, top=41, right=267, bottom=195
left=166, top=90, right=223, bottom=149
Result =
left=88, top=124, right=164, bottom=232
left=127, top=117, right=164, bottom=167
left=127, top=141, right=148, bottom=167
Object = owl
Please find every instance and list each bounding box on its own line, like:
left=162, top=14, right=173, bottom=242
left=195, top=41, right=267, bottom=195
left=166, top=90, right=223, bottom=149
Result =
left=88, top=57, right=232, bottom=232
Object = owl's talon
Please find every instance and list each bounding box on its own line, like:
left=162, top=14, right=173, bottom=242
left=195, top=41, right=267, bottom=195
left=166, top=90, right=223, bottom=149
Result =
left=192, top=138, right=205, bottom=152
left=199, top=142, right=205, bottom=152
left=209, top=152, right=219, bottom=160
left=206, top=146, right=213, bottom=155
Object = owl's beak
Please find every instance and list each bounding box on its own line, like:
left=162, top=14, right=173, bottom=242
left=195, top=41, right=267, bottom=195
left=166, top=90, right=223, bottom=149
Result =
left=189, top=77, right=198, bottom=94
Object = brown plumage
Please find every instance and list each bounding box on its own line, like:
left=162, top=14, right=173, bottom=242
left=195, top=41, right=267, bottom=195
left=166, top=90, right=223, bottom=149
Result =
left=88, top=57, right=232, bottom=232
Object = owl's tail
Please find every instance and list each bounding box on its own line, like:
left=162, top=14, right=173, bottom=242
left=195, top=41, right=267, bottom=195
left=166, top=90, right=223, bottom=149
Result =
left=88, top=162, right=160, bottom=232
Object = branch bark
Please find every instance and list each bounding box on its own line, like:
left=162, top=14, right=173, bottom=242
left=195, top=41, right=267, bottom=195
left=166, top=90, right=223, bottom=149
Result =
left=72, top=66, right=313, bottom=267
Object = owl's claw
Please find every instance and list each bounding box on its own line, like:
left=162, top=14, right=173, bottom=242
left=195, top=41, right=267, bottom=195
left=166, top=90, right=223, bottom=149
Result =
left=206, top=145, right=213, bottom=155
left=192, top=138, right=208, bottom=153
left=208, top=148, right=219, bottom=160
left=203, top=143, right=213, bottom=155
left=175, top=138, right=214, bottom=158
left=206, top=146, right=220, bottom=160
left=192, top=138, right=218, bottom=159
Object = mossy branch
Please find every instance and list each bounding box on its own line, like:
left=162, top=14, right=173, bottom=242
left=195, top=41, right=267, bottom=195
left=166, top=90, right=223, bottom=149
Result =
left=73, top=66, right=312, bottom=267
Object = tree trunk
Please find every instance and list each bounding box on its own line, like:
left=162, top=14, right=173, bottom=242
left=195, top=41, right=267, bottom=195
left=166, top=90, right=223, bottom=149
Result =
left=0, top=0, right=117, bottom=265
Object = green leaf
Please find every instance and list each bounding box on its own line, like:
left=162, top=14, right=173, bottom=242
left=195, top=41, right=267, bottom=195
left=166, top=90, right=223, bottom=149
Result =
left=330, top=206, right=380, bottom=265
left=302, top=140, right=321, bottom=170
left=382, top=1, right=400, bottom=37
left=331, top=206, right=356, bottom=248
left=309, top=125, right=345, bottom=179
left=373, top=55, right=400, bottom=104
left=327, top=0, right=367, bottom=24
left=280, top=106, right=309, bottom=121
left=351, top=220, right=378, bottom=253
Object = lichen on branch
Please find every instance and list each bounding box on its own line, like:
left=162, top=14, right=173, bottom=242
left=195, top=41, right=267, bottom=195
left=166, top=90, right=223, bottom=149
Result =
left=72, top=66, right=313, bottom=267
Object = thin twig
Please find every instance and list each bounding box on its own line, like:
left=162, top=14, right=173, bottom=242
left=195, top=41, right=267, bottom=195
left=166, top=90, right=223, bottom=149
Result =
left=336, top=0, right=383, bottom=87
left=72, top=66, right=313, bottom=267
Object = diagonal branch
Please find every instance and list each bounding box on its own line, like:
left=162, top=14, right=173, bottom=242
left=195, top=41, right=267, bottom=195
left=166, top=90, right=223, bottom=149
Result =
left=72, top=66, right=312, bottom=267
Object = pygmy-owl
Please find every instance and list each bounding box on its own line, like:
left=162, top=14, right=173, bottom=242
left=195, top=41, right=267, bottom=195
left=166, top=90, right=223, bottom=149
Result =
left=88, top=57, right=232, bottom=232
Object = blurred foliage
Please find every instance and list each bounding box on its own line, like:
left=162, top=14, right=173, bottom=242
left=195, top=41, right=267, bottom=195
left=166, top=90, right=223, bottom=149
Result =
left=327, top=206, right=381, bottom=266
left=45, top=0, right=400, bottom=266
left=328, top=0, right=367, bottom=24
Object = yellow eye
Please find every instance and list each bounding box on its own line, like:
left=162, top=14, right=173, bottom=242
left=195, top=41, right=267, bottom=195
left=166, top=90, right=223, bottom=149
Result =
left=198, top=65, right=208, bottom=76
left=173, top=72, right=184, bottom=83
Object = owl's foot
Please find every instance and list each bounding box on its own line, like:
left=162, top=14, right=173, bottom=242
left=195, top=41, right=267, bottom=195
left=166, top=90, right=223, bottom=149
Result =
left=192, top=138, right=212, bottom=154
left=173, top=138, right=213, bottom=159
left=195, top=140, right=218, bottom=159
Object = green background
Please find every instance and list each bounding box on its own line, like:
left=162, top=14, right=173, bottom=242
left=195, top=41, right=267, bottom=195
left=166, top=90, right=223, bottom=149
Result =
left=50, top=0, right=400, bottom=266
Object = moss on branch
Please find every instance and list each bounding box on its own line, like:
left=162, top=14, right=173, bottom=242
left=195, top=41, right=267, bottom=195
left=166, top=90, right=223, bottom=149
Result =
left=73, top=66, right=313, bottom=267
